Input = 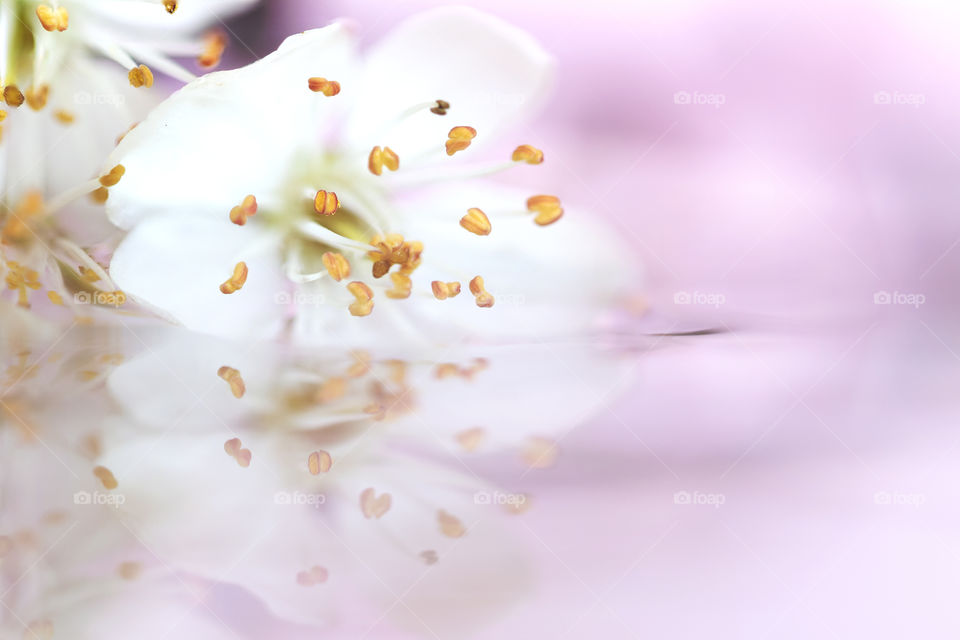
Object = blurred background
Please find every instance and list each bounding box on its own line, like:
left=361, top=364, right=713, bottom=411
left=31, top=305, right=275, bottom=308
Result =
left=226, top=0, right=960, bottom=636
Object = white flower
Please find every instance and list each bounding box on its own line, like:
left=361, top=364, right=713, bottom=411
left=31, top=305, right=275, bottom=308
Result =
left=104, top=7, right=638, bottom=345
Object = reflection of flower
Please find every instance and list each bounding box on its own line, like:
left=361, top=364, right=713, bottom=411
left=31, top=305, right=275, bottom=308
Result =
left=105, top=7, right=637, bottom=345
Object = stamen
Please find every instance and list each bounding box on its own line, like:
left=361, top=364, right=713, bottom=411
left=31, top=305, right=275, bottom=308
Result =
left=93, top=465, right=118, bottom=489
left=224, top=437, right=252, bottom=467
left=360, top=488, right=392, bottom=519
left=527, top=195, right=564, bottom=226
left=53, top=109, right=74, bottom=124
left=469, top=276, right=494, bottom=308
left=99, top=165, right=126, bottom=187
left=3, top=85, right=24, bottom=108
left=128, top=64, right=154, bottom=88
left=229, top=195, right=258, bottom=225
left=307, top=450, right=332, bottom=475
left=512, top=144, right=544, bottom=164
left=420, top=550, right=439, bottom=565
left=5, top=262, right=41, bottom=308
left=36, top=5, right=68, bottom=32
left=217, top=366, right=245, bottom=398
left=430, top=99, right=450, bottom=115
left=219, top=262, right=248, bottom=294
left=25, top=85, right=48, bottom=110
left=47, top=291, right=63, bottom=306
left=347, top=281, right=374, bottom=316
left=385, top=272, right=412, bottom=299
left=445, top=126, right=477, bottom=156
left=90, top=187, right=109, bottom=203
left=313, top=189, right=340, bottom=216
left=459, top=208, right=491, bottom=236
left=437, top=510, right=466, bottom=538
left=163, top=0, right=178, bottom=13
left=347, top=350, right=371, bottom=377
left=431, top=281, right=461, bottom=300
left=308, top=77, right=341, bottom=96
left=198, top=31, right=227, bottom=69
left=296, top=566, right=328, bottom=586
left=523, top=436, right=558, bottom=468
left=367, top=146, right=400, bottom=176
left=367, top=234, right=423, bottom=278
left=321, top=252, right=350, bottom=281
left=456, top=427, right=485, bottom=452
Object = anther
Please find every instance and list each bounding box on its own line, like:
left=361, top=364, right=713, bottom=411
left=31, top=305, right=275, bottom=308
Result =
left=25, top=85, right=49, bottom=111
left=430, top=99, right=450, bottom=115
left=54, top=110, right=74, bottom=124
left=456, top=427, right=486, bottom=452
left=526, top=195, right=564, bottom=226
left=224, top=437, right=252, bottom=467
left=385, top=272, right=412, bottom=299
left=93, top=465, right=118, bottom=489
left=360, top=488, right=392, bottom=519
left=469, top=276, right=494, bottom=308
left=219, top=262, right=248, bottom=294
left=3, top=85, right=24, bottom=108
left=307, top=450, right=333, bottom=475
left=321, top=252, right=350, bottom=281
left=198, top=31, right=227, bottom=69
left=347, top=281, right=374, bottom=316
left=90, top=187, right=109, bottom=204
left=459, top=208, right=491, bottom=236
left=431, top=281, right=461, bottom=300
left=368, top=146, right=400, bottom=176
left=99, top=165, right=126, bottom=187
left=128, top=65, right=154, bottom=88
left=229, top=195, right=257, bottom=225
left=308, top=77, right=340, bottom=96
left=36, top=5, right=68, bottom=31
left=523, top=436, right=558, bottom=468
left=512, top=144, right=544, bottom=165
left=162, top=0, right=178, bottom=13
left=445, top=126, right=477, bottom=156
left=437, top=510, right=466, bottom=538
left=313, top=190, right=340, bottom=216
left=217, top=366, right=245, bottom=398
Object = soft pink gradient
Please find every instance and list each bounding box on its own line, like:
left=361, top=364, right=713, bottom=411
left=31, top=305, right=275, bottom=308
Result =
left=252, top=1, right=960, bottom=637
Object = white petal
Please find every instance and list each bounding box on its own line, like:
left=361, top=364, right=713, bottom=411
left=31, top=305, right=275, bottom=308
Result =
left=105, top=25, right=358, bottom=229
left=344, top=7, right=554, bottom=159
left=109, top=214, right=288, bottom=338
left=82, top=0, right=258, bottom=34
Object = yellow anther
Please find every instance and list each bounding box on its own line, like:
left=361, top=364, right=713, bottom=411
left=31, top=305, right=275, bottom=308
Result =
left=93, top=465, right=118, bottom=490
left=385, top=272, right=412, bottom=299
left=307, top=450, right=333, bottom=475
left=3, top=85, right=24, bottom=108
left=4, top=262, right=41, bottom=308
left=308, top=77, right=341, bottom=96
left=53, top=109, right=74, bottom=124
left=117, top=561, right=142, bottom=580
left=347, top=281, right=374, bottom=316
left=0, top=110, right=5, bottom=122
left=523, top=436, right=559, bottom=469
left=90, top=187, right=109, bottom=204
left=437, top=510, right=466, bottom=538
left=360, top=488, right=392, bottom=519
left=219, top=261, right=248, bottom=294
left=229, top=194, right=258, bottom=225
left=459, top=208, right=491, bottom=236
left=431, top=281, right=461, bottom=300
left=128, top=64, right=154, bottom=88
left=25, top=85, right=48, bottom=111
left=469, top=276, right=494, bottom=308
left=430, top=99, right=450, bottom=115
left=445, top=125, right=477, bottom=156
left=526, top=195, right=564, bottom=226
left=162, top=0, right=178, bottom=13
left=1, top=192, right=43, bottom=244
left=99, top=164, right=126, bottom=187
left=512, top=144, right=544, bottom=164
left=347, top=350, right=372, bottom=377
left=217, top=366, right=245, bottom=398
left=198, top=30, right=227, bottom=69
left=223, top=437, right=251, bottom=467
left=434, top=363, right=461, bottom=379
left=316, top=376, right=347, bottom=402
left=456, top=427, right=486, bottom=452
left=367, top=234, right=423, bottom=278
left=313, top=189, right=340, bottom=216
left=47, top=291, right=63, bottom=306
left=36, top=5, right=68, bottom=31
left=321, top=251, right=350, bottom=281
left=367, top=145, right=400, bottom=176
left=296, top=565, right=328, bottom=586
